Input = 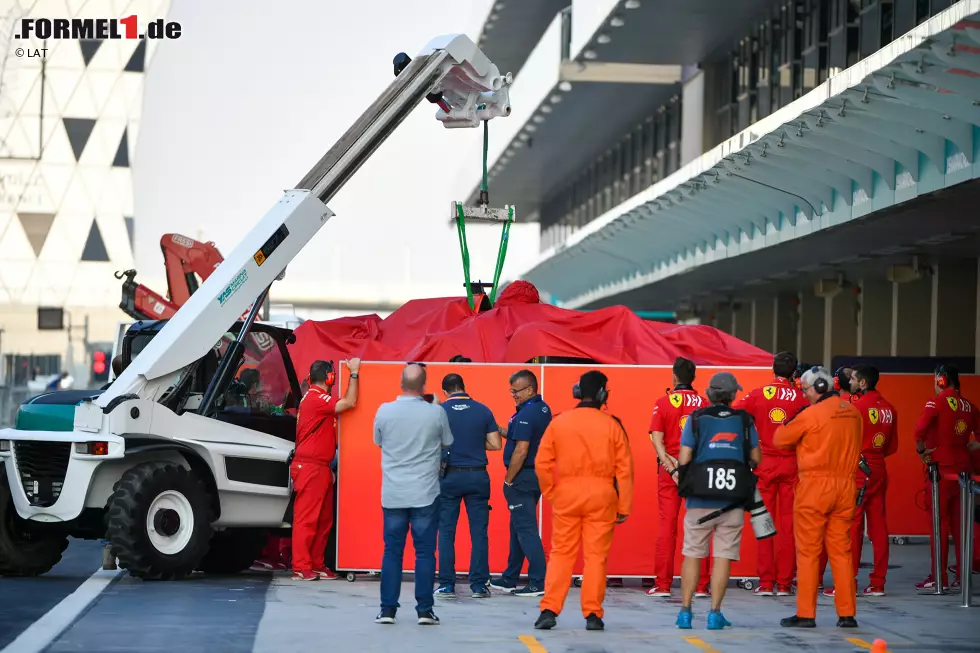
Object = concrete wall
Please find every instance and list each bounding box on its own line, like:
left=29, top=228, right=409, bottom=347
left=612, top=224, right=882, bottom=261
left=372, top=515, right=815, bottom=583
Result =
left=753, top=298, right=775, bottom=351
left=934, top=261, right=978, bottom=357
left=858, top=279, right=893, bottom=356
left=735, top=258, right=980, bottom=367
left=895, top=275, right=932, bottom=357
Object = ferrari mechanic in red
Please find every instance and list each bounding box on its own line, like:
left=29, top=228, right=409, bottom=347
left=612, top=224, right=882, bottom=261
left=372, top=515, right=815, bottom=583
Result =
left=290, top=358, right=361, bottom=581
left=734, top=351, right=808, bottom=597
left=828, top=365, right=897, bottom=597
left=912, top=363, right=980, bottom=591
left=647, top=357, right=710, bottom=598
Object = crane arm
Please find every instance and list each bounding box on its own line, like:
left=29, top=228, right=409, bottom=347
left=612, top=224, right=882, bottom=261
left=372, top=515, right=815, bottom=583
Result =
left=161, top=233, right=224, bottom=304
left=98, top=34, right=513, bottom=407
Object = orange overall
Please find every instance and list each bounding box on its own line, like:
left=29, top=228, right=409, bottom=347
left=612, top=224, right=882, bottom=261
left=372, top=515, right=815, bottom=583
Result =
left=774, top=394, right=862, bottom=620
left=536, top=406, right=634, bottom=619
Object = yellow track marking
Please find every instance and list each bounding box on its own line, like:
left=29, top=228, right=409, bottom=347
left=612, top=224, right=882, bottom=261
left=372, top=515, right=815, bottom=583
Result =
left=518, top=634, right=549, bottom=652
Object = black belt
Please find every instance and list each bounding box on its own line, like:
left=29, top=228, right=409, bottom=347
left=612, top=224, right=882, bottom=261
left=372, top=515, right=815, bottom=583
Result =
left=446, top=465, right=487, bottom=472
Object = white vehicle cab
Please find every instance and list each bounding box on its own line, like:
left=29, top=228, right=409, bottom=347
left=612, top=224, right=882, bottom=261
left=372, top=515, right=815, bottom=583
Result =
left=0, top=34, right=513, bottom=579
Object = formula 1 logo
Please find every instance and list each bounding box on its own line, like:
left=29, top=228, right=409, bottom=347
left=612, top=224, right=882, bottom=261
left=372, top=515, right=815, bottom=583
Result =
left=669, top=393, right=683, bottom=408
left=15, top=16, right=182, bottom=40
left=868, top=408, right=879, bottom=424
left=763, top=386, right=777, bottom=400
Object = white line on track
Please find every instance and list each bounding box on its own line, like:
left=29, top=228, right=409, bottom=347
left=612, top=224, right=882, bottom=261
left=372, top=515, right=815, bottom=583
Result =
left=1, top=567, right=123, bottom=653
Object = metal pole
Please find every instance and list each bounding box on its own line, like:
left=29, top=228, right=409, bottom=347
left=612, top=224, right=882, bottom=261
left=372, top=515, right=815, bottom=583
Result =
left=962, top=472, right=975, bottom=608
left=929, top=463, right=946, bottom=595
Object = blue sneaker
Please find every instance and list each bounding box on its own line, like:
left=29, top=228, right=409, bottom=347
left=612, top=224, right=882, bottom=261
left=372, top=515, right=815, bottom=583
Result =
left=676, top=608, right=693, bottom=629
left=489, top=578, right=517, bottom=593
left=471, top=583, right=491, bottom=598
left=433, top=584, right=455, bottom=598
left=707, top=610, right=732, bottom=630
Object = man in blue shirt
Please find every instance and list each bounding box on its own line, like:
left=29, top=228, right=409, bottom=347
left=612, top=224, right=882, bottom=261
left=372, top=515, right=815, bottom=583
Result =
left=434, top=373, right=502, bottom=599
left=676, top=372, right=761, bottom=630
left=490, top=369, right=552, bottom=597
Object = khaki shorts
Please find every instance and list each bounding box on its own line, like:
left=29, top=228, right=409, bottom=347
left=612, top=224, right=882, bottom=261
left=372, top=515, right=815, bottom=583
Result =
left=682, top=507, right=744, bottom=560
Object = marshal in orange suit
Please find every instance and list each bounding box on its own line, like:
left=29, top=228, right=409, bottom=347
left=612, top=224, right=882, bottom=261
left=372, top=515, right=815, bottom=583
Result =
left=533, top=371, right=634, bottom=632
left=773, top=366, right=862, bottom=629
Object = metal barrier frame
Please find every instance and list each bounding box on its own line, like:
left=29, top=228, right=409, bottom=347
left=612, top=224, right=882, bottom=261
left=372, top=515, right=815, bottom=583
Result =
left=960, top=471, right=978, bottom=608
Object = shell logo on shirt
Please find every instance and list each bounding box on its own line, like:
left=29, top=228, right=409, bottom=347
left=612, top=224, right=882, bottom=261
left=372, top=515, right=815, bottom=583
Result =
left=768, top=407, right=787, bottom=423
left=679, top=415, right=689, bottom=431
left=955, top=419, right=968, bottom=435
left=868, top=408, right=879, bottom=424
left=669, top=393, right=683, bottom=408
left=872, top=432, right=885, bottom=448
left=763, top=386, right=777, bottom=400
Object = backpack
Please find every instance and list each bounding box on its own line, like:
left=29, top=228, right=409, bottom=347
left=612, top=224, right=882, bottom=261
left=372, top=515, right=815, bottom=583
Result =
left=676, top=408, right=757, bottom=504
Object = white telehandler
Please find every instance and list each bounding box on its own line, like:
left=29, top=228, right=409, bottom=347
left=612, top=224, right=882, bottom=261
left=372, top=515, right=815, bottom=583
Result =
left=0, top=34, right=513, bottom=579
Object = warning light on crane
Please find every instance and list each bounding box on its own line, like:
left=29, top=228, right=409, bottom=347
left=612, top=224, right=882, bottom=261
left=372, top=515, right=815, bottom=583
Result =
left=91, top=350, right=109, bottom=383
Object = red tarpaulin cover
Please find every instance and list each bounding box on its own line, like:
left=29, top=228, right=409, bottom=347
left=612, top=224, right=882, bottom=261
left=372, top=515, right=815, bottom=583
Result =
left=280, top=281, right=772, bottom=378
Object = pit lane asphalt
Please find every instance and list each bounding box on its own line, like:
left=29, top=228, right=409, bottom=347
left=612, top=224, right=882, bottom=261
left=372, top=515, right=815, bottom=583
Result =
left=0, top=539, right=101, bottom=650
left=3, top=538, right=977, bottom=652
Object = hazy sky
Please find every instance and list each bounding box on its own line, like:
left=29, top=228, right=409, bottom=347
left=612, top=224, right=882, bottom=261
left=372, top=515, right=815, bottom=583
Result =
left=132, top=0, right=540, bottom=310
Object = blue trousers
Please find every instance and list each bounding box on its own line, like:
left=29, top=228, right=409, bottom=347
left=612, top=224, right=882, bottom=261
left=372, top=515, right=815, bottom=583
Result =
left=500, top=468, right=546, bottom=587
left=437, top=469, right=491, bottom=588
left=380, top=499, right=438, bottom=614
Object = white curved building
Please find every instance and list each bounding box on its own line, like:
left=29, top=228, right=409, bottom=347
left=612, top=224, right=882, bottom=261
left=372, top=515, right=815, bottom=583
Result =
left=0, top=0, right=169, bottom=388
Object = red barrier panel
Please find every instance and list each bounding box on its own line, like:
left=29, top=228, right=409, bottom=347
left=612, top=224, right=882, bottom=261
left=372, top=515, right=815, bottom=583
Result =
left=336, top=364, right=980, bottom=576
left=336, top=363, right=541, bottom=574
left=875, top=374, right=980, bottom=538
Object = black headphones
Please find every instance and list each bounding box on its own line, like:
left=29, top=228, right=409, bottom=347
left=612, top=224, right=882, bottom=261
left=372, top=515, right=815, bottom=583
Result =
left=573, top=382, right=608, bottom=405
left=810, top=366, right=831, bottom=395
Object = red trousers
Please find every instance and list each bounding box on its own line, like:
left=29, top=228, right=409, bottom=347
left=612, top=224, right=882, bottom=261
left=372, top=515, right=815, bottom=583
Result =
left=925, top=475, right=963, bottom=585
left=852, top=466, right=889, bottom=586
left=755, top=455, right=797, bottom=587
left=260, top=534, right=292, bottom=566
left=290, top=460, right=334, bottom=574
left=656, top=470, right=709, bottom=592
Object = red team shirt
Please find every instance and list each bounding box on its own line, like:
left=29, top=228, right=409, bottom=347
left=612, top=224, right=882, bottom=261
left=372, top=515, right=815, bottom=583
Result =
left=295, top=389, right=339, bottom=465
left=851, top=390, right=898, bottom=465
left=649, top=388, right=705, bottom=457
left=913, top=387, right=978, bottom=473
left=733, top=378, right=808, bottom=458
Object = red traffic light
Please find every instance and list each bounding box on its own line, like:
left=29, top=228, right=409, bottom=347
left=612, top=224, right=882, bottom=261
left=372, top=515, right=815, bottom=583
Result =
left=93, top=351, right=106, bottom=363
left=93, top=361, right=106, bottom=375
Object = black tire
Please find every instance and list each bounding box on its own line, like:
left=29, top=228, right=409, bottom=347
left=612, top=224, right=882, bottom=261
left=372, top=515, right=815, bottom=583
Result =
left=0, top=472, right=69, bottom=577
left=105, top=462, right=214, bottom=580
left=196, top=528, right=268, bottom=575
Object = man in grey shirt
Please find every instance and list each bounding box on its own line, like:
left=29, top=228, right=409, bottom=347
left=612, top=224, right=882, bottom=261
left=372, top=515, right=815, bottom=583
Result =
left=373, top=363, right=453, bottom=627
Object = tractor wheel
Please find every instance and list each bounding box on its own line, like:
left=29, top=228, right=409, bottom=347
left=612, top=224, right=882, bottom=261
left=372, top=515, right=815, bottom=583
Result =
left=196, top=528, right=268, bottom=575
left=0, top=472, right=68, bottom=577
left=105, top=462, right=214, bottom=580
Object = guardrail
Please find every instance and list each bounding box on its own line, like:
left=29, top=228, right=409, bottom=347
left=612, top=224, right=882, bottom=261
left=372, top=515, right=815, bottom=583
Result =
left=924, top=462, right=979, bottom=606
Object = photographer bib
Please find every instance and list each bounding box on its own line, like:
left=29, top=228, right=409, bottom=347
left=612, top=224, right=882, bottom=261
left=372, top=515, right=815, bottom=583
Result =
left=677, top=410, right=756, bottom=505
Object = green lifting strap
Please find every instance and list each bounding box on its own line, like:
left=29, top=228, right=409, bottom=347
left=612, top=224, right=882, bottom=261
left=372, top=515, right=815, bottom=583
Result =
left=454, top=119, right=515, bottom=311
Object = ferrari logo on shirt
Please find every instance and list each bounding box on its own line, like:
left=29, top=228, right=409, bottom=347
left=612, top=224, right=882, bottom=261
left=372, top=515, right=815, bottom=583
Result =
left=669, top=393, right=683, bottom=409
left=955, top=419, right=968, bottom=435
left=763, top=386, right=777, bottom=401
left=947, top=397, right=960, bottom=411
left=872, top=432, right=885, bottom=448
left=679, top=415, right=689, bottom=431
left=868, top=408, right=879, bottom=425
left=768, top=407, right=787, bottom=423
